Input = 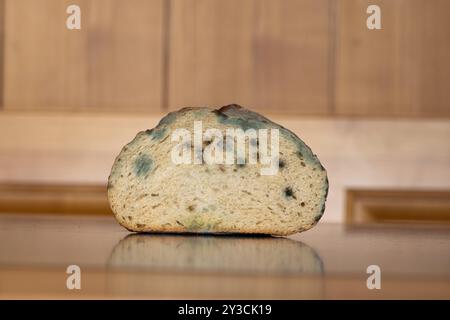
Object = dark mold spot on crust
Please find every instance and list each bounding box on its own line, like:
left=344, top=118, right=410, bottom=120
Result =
left=279, top=159, right=285, bottom=169
left=146, top=127, right=167, bottom=140
left=218, top=104, right=243, bottom=113
left=215, top=104, right=266, bottom=131
left=157, top=111, right=178, bottom=126
left=216, top=106, right=318, bottom=167
left=300, top=202, right=305, bottom=207
left=235, top=156, right=246, bottom=167
left=134, top=154, right=153, bottom=177
left=153, top=127, right=167, bottom=140
left=314, top=214, right=322, bottom=223
left=212, top=108, right=229, bottom=120
left=314, top=203, right=326, bottom=223
left=324, top=177, right=329, bottom=198
left=195, top=150, right=204, bottom=164
left=176, top=220, right=184, bottom=226
left=187, top=205, right=196, bottom=212
left=217, top=104, right=273, bottom=127
left=300, top=161, right=306, bottom=167
left=284, top=187, right=297, bottom=200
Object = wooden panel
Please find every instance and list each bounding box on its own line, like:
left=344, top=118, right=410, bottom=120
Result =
left=3, top=0, right=163, bottom=111
left=336, top=0, right=450, bottom=117
left=346, top=189, right=450, bottom=225
left=0, top=111, right=163, bottom=184
left=0, top=184, right=111, bottom=215
left=168, top=0, right=331, bottom=114
left=0, top=0, right=4, bottom=108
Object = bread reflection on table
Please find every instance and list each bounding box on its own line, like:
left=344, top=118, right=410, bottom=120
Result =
left=104, top=234, right=326, bottom=299
left=108, top=234, right=324, bottom=275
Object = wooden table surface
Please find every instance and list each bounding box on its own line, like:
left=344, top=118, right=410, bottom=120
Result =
left=0, top=214, right=449, bottom=299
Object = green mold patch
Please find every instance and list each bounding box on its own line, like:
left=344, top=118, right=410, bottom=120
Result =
left=193, top=109, right=210, bottom=117
left=157, top=112, right=178, bottom=126
left=278, top=128, right=317, bottom=164
left=215, top=105, right=318, bottom=167
left=216, top=114, right=265, bottom=131
left=146, top=127, right=167, bottom=140
left=315, top=213, right=322, bottom=222
left=134, top=154, right=153, bottom=177
left=184, top=215, right=205, bottom=232
left=182, top=215, right=222, bottom=232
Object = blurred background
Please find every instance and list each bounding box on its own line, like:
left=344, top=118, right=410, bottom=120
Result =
left=0, top=0, right=449, bottom=224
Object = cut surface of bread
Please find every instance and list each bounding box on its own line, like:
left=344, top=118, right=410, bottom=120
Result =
left=108, top=104, right=328, bottom=236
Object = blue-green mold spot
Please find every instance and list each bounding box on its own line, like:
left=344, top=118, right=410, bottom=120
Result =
left=324, top=176, right=329, bottom=198
left=278, top=128, right=317, bottom=164
left=315, top=203, right=326, bottom=222
left=214, top=105, right=320, bottom=166
left=146, top=127, right=167, bottom=140
left=216, top=113, right=265, bottom=131
left=184, top=215, right=205, bottom=232
left=214, top=105, right=267, bottom=131
left=193, top=109, right=210, bottom=117
left=157, top=112, right=178, bottom=126
left=134, top=154, right=153, bottom=177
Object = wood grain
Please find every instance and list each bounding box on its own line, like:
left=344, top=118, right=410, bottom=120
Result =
left=0, top=184, right=111, bottom=215
left=0, top=111, right=163, bottom=185
left=168, top=0, right=331, bottom=115
left=0, top=0, right=5, bottom=109
left=2, top=267, right=448, bottom=299
left=3, top=0, right=164, bottom=111
left=335, top=0, right=450, bottom=117
left=346, top=189, right=450, bottom=225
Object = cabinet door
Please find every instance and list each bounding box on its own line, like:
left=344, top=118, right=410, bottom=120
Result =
left=3, top=0, right=164, bottom=112
left=335, top=0, right=450, bottom=117
left=168, top=0, right=331, bottom=115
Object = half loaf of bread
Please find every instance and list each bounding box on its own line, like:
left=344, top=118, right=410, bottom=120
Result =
left=108, top=104, right=328, bottom=236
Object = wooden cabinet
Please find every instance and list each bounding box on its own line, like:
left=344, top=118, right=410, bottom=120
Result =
left=335, top=0, right=450, bottom=117
left=168, top=0, right=331, bottom=114
left=3, top=0, right=164, bottom=112
left=0, top=0, right=449, bottom=116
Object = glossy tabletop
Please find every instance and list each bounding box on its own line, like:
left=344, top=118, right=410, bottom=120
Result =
left=0, top=214, right=449, bottom=299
